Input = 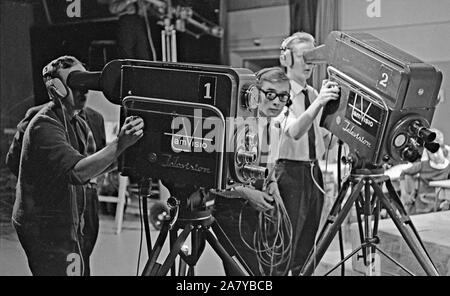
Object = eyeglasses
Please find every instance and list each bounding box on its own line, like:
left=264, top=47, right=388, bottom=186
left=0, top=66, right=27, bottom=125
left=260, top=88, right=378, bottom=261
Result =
left=259, top=89, right=291, bottom=103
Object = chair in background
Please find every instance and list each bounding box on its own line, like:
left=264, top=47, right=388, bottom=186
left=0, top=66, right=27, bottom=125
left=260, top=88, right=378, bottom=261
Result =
left=98, top=174, right=129, bottom=234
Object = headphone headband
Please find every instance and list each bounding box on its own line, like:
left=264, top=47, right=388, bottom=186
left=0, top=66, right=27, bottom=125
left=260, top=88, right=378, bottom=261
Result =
left=255, top=67, right=284, bottom=81
left=280, top=35, right=301, bottom=51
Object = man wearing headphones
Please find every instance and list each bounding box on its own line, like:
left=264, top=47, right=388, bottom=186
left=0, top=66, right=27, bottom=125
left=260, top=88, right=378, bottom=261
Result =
left=214, top=67, right=290, bottom=275
left=12, top=56, right=144, bottom=276
left=275, top=32, right=340, bottom=275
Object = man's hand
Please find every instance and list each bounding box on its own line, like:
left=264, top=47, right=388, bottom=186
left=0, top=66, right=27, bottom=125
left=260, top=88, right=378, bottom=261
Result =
left=266, top=181, right=280, bottom=198
left=316, top=80, right=340, bottom=107
left=238, top=186, right=274, bottom=212
left=118, top=116, right=144, bottom=151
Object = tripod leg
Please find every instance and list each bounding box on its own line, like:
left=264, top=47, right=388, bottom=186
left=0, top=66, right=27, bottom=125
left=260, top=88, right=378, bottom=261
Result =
left=178, top=245, right=188, bottom=276
left=156, top=224, right=193, bottom=276
left=355, top=194, right=368, bottom=266
left=210, top=219, right=254, bottom=276
left=385, top=179, right=432, bottom=255
left=315, top=178, right=351, bottom=244
left=362, top=181, right=380, bottom=275
left=372, top=178, right=439, bottom=276
left=169, top=227, right=177, bottom=276
left=141, top=221, right=170, bottom=276
left=203, top=228, right=247, bottom=276
left=301, top=178, right=364, bottom=276
left=186, top=228, right=202, bottom=276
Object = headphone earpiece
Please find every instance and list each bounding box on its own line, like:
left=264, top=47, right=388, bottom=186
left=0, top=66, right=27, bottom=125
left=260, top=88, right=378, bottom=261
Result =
left=280, top=35, right=300, bottom=68
left=45, top=77, right=68, bottom=99
left=285, top=98, right=292, bottom=108
left=280, top=48, right=294, bottom=68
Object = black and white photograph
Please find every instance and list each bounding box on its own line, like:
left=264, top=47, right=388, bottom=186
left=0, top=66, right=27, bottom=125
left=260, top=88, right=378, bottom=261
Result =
left=0, top=0, right=449, bottom=282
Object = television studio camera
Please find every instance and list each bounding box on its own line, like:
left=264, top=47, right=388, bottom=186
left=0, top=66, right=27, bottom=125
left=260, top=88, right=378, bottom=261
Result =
left=66, top=59, right=267, bottom=276
left=299, top=31, right=443, bottom=276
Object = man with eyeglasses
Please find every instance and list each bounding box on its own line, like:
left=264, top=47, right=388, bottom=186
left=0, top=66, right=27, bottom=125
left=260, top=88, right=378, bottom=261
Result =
left=214, top=67, right=290, bottom=275
left=275, top=32, right=340, bottom=275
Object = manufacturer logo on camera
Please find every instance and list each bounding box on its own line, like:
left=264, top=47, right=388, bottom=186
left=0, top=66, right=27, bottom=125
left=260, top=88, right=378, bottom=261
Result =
left=343, top=120, right=372, bottom=148
left=170, top=134, right=211, bottom=152
left=345, top=91, right=383, bottom=137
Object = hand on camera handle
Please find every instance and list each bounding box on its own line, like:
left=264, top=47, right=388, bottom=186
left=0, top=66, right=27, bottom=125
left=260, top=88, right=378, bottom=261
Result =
left=317, top=80, right=340, bottom=107
left=118, top=116, right=145, bottom=151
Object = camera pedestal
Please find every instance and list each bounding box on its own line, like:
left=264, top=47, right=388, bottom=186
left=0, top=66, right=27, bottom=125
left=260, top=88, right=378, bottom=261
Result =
left=300, top=169, right=440, bottom=276
left=141, top=208, right=252, bottom=276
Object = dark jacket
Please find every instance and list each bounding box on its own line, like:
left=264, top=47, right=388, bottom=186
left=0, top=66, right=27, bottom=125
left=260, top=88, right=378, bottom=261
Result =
left=12, top=102, right=86, bottom=239
left=6, top=105, right=106, bottom=177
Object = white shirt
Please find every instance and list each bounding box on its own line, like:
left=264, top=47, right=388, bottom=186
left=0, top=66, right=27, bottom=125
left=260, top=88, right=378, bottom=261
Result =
left=273, top=80, right=326, bottom=161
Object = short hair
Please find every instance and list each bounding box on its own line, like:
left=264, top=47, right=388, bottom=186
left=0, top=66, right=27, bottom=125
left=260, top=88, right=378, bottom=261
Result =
left=255, top=67, right=290, bottom=88
left=281, top=32, right=315, bottom=51
left=42, top=55, right=83, bottom=82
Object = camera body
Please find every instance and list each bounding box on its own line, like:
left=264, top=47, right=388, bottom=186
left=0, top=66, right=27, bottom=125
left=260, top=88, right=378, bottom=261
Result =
left=98, top=60, right=265, bottom=197
left=317, top=32, right=443, bottom=166
left=67, top=59, right=267, bottom=212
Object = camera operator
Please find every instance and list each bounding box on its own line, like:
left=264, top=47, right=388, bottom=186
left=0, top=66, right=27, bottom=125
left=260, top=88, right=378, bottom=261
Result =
left=6, top=90, right=106, bottom=180
left=214, top=67, right=290, bottom=276
left=275, top=32, right=340, bottom=275
left=11, top=56, right=144, bottom=276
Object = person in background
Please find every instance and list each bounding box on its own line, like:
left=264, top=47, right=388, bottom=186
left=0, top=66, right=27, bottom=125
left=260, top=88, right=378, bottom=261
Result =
left=275, top=31, right=340, bottom=275
left=399, top=129, right=450, bottom=214
left=214, top=67, right=290, bottom=276
left=108, top=0, right=160, bottom=60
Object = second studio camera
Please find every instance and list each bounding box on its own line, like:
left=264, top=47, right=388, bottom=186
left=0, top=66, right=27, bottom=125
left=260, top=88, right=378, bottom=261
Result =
left=67, top=60, right=267, bottom=213
left=304, top=31, right=443, bottom=167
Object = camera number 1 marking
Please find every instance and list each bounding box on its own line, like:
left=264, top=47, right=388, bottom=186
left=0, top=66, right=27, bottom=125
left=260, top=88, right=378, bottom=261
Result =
left=199, top=75, right=217, bottom=104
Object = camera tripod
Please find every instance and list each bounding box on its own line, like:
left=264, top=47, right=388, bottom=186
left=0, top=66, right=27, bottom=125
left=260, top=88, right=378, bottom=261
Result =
left=300, top=167, right=440, bottom=276
left=141, top=203, right=253, bottom=276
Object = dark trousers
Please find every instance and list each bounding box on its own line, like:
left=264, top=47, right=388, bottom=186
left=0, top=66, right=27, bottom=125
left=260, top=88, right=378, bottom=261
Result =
left=275, top=160, right=324, bottom=275
left=14, top=186, right=99, bottom=276
left=213, top=197, right=261, bottom=276
left=117, top=14, right=151, bottom=60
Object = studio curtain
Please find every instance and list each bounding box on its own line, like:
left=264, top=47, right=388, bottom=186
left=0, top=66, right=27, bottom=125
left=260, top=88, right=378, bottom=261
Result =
left=313, top=0, right=340, bottom=90
left=289, top=0, right=318, bottom=35
left=289, top=0, right=339, bottom=90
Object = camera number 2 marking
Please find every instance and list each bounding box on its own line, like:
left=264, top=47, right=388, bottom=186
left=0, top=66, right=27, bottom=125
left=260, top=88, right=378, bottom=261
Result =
left=379, top=73, right=389, bottom=88
left=376, top=65, right=393, bottom=91
left=199, top=75, right=217, bottom=104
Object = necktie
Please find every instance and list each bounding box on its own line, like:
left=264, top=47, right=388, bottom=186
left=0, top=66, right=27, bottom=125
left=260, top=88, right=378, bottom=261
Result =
left=260, top=119, right=271, bottom=167
left=302, top=89, right=316, bottom=160
left=72, top=113, right=96, bottom=156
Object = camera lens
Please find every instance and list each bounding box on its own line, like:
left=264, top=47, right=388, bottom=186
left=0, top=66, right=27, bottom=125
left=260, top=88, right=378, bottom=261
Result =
left=410, top=121, right=436, bottom=143
left=424, top=142, right=440, bottom=153
left=402, top=146, right=420, bottom=162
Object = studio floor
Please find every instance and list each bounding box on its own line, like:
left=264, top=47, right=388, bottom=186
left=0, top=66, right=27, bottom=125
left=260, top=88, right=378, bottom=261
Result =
left=0, top=197, right=360, bottom=277
left=2, top=187, right=449, bottom=276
